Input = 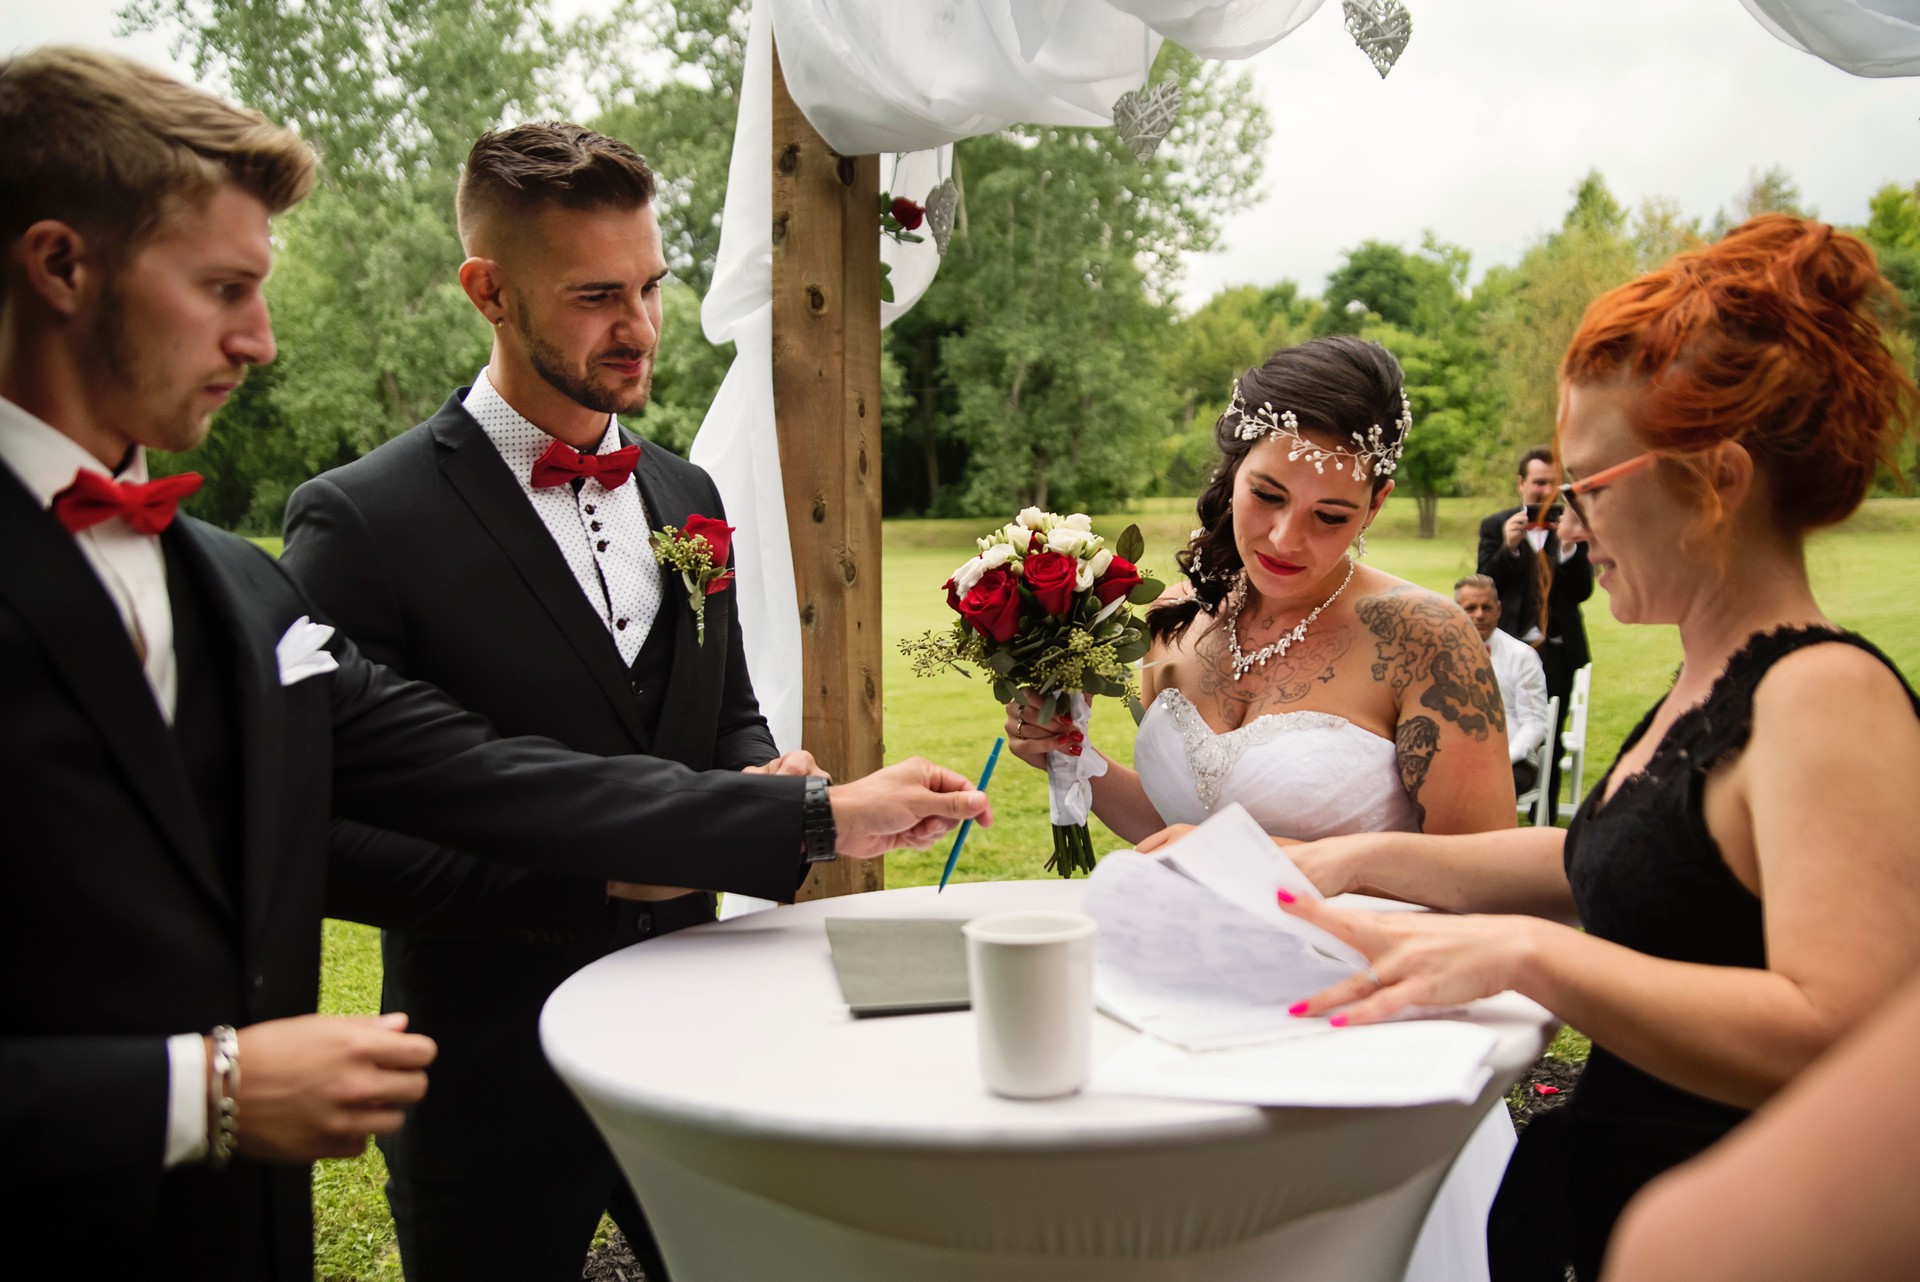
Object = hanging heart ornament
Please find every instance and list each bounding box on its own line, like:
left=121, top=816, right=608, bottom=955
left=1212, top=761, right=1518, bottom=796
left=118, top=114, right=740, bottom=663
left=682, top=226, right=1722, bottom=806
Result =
left=924, top=178, right=959, bottom=256
left=1111, top=80, right=1182, bottom=165
left=1342, top=0, right=1412, bottom=79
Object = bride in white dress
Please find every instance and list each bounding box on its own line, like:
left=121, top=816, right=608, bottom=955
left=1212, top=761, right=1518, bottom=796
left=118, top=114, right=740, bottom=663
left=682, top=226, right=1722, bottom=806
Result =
left=1004, top=337, right=1520, bottom=1282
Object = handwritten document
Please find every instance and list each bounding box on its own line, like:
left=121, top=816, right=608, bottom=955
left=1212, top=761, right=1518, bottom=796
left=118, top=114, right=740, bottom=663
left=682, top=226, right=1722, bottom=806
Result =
left=1081, top=805, right=1501, bottom=1107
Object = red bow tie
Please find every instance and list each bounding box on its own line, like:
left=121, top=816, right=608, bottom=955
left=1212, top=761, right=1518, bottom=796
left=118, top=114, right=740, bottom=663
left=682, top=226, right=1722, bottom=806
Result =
left=51, top=469, right=204, bottom=535
left=529, top=440, right=640, bottom=491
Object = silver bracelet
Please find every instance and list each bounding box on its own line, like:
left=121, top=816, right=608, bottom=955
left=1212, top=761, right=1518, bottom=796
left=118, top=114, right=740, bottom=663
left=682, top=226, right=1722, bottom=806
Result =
left=207, top=1024, right=240, bottom=1171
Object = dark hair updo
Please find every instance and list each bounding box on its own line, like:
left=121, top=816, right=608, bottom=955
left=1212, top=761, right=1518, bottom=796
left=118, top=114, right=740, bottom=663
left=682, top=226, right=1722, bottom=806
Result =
left=1149, top=335, right=1408, bottom=642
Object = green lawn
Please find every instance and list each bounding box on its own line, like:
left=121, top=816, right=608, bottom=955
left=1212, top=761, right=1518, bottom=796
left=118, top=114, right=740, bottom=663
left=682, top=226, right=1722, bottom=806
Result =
left=309, top=496, right=1920, bottom=1280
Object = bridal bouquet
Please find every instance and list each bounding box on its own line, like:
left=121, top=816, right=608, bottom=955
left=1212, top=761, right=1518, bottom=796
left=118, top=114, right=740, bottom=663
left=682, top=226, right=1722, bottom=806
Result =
left=900, top=508, right=1162, bottom=876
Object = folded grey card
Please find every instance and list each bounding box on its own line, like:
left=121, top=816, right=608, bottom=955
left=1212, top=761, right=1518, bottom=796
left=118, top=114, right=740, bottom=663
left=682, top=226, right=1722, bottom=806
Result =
left=824, top=918, right=971, bottom=1017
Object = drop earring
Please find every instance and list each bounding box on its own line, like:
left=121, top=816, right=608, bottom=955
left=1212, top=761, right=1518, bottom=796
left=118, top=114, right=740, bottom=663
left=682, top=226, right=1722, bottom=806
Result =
left=1352, top=527, right=1369, bottom=559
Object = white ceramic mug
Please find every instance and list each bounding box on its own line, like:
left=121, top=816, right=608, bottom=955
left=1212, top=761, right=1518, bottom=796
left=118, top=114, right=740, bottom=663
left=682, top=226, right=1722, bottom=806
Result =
left=962, top=910, right=1097, bottom=1099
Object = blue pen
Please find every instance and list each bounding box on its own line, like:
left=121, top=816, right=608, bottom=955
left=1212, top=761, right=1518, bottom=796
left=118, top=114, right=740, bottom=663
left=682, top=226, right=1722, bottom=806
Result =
left=938, top=736, right=1004, bottom=892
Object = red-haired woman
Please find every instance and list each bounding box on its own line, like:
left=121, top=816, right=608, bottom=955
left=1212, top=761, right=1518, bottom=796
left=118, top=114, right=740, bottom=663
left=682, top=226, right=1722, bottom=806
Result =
left=1273, top=215, right=1920, bottom=1280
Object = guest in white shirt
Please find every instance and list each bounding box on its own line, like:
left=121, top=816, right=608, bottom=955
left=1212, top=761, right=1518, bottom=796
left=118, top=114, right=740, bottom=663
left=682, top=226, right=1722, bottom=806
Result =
left=1455, top=574, right=1549, bottom=794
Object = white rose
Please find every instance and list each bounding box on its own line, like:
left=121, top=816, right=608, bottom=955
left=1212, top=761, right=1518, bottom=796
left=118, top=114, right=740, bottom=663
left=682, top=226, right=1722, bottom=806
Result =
left=950, top=554, right=988, bottom=595
left=1045, top=526, right=1087, bottom=556
left=1001, top=522, right=1028, bottom=548
left=1064, top=512, right=1093, bottom=533
left=978, top=542, right=1014, bottom=571
left=1016, top=506, right=1047, bottom=531
left=1088, top=547, right=1114, bottom=578
left=1076, top=561, right=1097, bottom=591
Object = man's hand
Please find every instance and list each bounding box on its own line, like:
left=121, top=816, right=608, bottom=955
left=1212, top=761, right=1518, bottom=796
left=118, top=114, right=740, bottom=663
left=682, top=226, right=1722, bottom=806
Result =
left=742, top=750, right=829, bottom=779
left=1502, top=508, right=1530, bottom=551
left=229, top=1013, right=436, bottom=1162
left=828, top=758, right=991, bottom=858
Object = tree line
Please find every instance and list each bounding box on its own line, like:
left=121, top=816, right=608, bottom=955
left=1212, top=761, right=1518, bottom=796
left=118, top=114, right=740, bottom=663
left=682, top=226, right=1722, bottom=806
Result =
left=127, top=0, right=1919, bottom=536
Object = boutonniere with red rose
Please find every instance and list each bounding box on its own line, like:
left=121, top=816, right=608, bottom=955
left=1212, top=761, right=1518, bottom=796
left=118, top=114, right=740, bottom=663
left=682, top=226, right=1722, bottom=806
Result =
left=900, top=508, right=1161, bottom=876
left=650, top=515, right=735, bottom=645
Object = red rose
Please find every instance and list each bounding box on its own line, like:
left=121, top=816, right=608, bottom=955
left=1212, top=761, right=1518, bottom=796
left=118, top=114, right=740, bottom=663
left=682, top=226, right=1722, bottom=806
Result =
left=1022, top=550, right=1078, bottom=617
left=705, top=569, right=736, bottom=597
left=683, top=513, right=735, bottom=569
left=1093, top=556, right=1141, bottom=607
left=954, top=566, right=1020, bottom=643
left=890, top=197, right=925, bottom=230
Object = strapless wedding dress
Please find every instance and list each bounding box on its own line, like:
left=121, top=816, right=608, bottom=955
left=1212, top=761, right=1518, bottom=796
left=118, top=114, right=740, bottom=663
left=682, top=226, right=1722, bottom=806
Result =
left=1133, top=688, right=1515, bottom=1282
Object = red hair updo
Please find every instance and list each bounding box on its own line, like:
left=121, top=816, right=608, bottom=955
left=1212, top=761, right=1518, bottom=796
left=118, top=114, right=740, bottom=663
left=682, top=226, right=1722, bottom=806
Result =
left=1559, top=214, right=1917, bottom=534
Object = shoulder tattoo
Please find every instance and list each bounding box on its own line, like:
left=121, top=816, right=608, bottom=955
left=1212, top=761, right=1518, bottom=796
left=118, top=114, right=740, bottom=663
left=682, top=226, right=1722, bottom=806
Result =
left=1356, top=588, right=1505, bottom=742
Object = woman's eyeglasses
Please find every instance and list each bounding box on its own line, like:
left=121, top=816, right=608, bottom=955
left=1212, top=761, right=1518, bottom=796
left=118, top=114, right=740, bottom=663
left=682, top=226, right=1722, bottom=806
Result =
left=1557, top=451, right=1657, bottom=526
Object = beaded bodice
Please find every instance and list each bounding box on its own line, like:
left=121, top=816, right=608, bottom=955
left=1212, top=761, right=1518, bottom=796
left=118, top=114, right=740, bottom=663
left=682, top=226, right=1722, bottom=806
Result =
left=1134, top=688, right=1419, bottom=838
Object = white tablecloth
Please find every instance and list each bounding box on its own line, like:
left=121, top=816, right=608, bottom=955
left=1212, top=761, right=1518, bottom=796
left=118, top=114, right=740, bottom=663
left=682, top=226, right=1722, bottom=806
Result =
left=541, top=881, right=1555, bottom=1281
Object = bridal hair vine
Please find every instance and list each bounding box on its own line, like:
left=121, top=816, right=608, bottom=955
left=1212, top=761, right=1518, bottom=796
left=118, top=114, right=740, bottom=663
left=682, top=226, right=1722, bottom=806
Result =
left=1226, top=380, right=1411, bottom=481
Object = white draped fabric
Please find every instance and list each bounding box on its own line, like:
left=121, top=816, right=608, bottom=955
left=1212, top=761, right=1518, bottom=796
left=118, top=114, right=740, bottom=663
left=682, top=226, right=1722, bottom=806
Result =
left=1738, top=0, right=1920, bottom=77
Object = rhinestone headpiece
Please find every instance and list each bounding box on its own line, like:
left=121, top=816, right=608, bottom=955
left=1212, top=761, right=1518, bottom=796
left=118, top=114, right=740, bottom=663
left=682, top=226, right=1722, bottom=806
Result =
left=1227, top=380, right=1411, bottom=480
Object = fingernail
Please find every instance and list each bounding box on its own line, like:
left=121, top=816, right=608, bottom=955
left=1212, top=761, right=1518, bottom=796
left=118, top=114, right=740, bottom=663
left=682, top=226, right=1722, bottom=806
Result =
left=1068, top=745, right=1082, bottom=756
left=1275, top=889, right=1296, bottom=905
left=1330, top=1014, right=1349, bottom=1028
left=1287, top=1001, right=1309, bottom=1016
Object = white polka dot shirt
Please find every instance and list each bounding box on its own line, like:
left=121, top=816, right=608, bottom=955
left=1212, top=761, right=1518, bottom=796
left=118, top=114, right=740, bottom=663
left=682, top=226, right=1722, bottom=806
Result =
left=464, top=369, right=662, bottom=665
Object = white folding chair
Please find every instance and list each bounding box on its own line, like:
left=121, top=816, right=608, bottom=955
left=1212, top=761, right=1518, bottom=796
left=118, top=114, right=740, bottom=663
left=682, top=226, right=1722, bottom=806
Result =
left=1516, top=694, right=1560, bottom=827
left=1557, top=664, right=1593, bottom=819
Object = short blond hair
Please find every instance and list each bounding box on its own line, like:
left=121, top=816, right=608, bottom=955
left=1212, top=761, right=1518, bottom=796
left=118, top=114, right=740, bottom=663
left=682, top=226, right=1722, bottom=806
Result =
left=0, top=46, right=316, bottom=282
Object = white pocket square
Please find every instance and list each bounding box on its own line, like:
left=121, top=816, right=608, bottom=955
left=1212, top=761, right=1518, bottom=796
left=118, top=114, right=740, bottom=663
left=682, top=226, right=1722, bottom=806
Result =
left=276, top=615, right=339, bottom=687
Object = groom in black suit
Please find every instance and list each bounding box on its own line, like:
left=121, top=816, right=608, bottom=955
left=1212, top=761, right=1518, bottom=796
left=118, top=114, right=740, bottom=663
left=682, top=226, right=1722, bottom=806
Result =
left=281, top=124, right=801, bottom=1281
left=0, top=50, right=986, bottom=1282
left=1477, top=445, right=1593, bottom=817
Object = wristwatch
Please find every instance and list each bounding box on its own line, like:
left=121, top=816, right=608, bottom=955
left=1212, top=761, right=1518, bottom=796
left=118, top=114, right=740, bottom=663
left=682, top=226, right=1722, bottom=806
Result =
left=801, top=775, right=838, bottom=864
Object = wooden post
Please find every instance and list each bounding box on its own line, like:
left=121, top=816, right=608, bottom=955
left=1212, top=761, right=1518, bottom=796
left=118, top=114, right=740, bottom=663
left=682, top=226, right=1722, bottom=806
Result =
left=770, top=44, right=885, bottom=901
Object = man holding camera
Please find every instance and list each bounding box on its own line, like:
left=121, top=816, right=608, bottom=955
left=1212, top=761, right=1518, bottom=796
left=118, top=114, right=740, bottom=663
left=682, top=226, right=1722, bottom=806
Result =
left=1477, top=445, right=1592, bottom=819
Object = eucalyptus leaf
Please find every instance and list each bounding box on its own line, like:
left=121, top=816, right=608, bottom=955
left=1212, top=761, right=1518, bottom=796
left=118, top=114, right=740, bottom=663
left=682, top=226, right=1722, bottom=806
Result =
left=986, top=650, right=1017, bottom=676
left=992, top=678, right=1015, bottom=705
left=1116, top=524, right=1145, bottom=564
left=1127, top=580, right=1163, bottom=605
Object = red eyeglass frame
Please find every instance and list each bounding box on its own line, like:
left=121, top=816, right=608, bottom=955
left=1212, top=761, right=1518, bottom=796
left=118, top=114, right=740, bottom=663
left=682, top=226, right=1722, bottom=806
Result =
left=1555, top=451, right=1657, bottom=526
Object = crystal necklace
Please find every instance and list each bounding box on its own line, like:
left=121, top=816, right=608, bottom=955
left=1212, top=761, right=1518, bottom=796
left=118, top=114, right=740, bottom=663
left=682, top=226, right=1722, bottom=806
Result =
left=1225, top=558, right=1356, bottom=682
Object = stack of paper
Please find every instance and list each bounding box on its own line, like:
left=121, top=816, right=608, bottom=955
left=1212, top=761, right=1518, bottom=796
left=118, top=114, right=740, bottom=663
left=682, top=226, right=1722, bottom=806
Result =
left=1083, top=805, right=1498, bottom=1107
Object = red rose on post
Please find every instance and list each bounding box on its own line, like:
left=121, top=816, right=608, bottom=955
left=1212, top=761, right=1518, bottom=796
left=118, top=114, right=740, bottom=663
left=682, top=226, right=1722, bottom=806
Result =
left=890, top=197, right=925, bottom=230
left=954, top=567, right=1020, bottom=643
left=1093, top=555, right=1142, bottom=607
left=683, top=514, right=736, bottom=594
left=1023, top=550, right=1078, bottom=617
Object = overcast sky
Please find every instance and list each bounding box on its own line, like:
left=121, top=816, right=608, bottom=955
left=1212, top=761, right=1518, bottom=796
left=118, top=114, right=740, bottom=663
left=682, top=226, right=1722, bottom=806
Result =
left=10, top=0, right=1915, bottom=309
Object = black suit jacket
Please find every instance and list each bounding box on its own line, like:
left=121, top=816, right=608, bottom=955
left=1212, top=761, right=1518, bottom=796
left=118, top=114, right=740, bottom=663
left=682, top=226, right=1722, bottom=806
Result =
left=0, top=466, right=803, bottom=1280
left=1477, top=505, right=1593, bottom=681
left=280, top=392, right=779, bottom=1183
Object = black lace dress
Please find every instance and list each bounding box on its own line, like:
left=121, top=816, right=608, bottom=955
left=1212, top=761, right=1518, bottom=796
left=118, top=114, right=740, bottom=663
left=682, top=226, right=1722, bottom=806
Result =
left=1486, top=627, right=1920, bottom=1281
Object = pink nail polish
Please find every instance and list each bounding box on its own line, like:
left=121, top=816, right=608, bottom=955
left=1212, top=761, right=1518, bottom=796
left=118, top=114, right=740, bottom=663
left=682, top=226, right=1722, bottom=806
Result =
left=1330, top=1014, right=1348, bottom=1028
left=1287, top=1001, right=1309, bottom=1016
left=1275, top=888, right=1296, bottom=905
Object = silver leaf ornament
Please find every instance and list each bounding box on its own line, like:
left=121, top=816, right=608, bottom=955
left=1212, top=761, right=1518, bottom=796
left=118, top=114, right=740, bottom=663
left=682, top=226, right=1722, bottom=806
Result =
left=1342, top=0, right=1412, bottom=79
left=924, top=178, right=959, bottom=256
left=1111, top=80, right=1182, bottom=165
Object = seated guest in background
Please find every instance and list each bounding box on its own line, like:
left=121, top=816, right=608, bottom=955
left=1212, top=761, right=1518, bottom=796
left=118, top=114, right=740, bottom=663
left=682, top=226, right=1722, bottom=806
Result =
left=0, top=47, right=987, bottom=1282
left=1602, top=969, right=1920, bottom=1282
left=1455, top=574, right=1549, bottom=796
left=1479, top=444, right=1593, bottom=815
left=282, top=122, right=808, bottom=1282
left=1278, top=214, right=1920, bottom=1282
